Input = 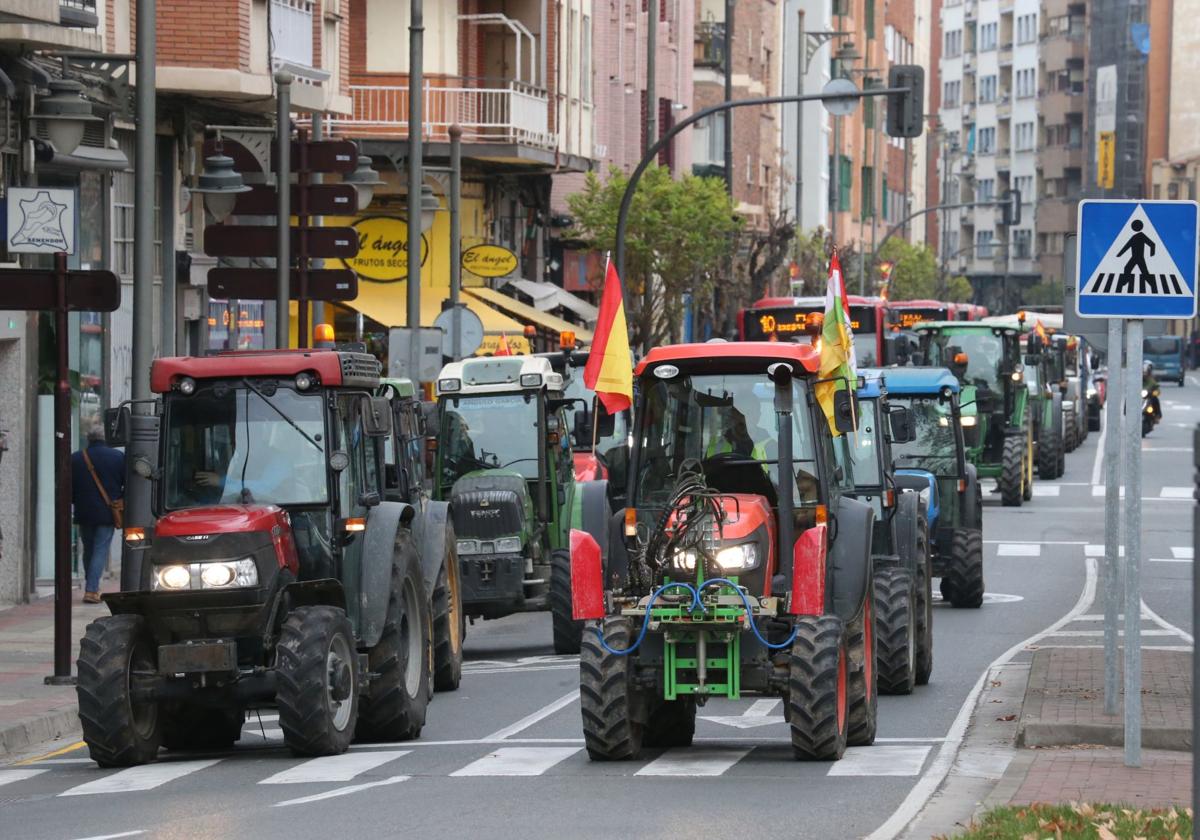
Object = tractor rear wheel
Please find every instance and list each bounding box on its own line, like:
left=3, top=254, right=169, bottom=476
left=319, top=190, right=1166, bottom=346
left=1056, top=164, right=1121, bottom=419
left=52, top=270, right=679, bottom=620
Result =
left=580, top=617, right=643, bottom=760
left=550, top=548, right=583, bottom=655
left=788, top=615, right=849, bottom=761
left=1000, top=433, right=1025, bottom=506
left=940, top=529, right=984, bottom=608
left=276, top=606, right=360, bottom=756
left=355, top=545, right=432, bottom=742
left=161, top=707, right=243, bottom=752
left=76, top=614, right=162, bottom=767
left=432, top=526, right=465, bottom=692
left=644, top=697, right=696, bottom=748
left=1037, top=423, right=1062, bottom=479
left=846, top=592, right=877, bottom=747
left=874, top=568, right=916, bottom=695
left=914, top=525, right=934, bottom=686
left=1064, top=406, right=1078, bottom=452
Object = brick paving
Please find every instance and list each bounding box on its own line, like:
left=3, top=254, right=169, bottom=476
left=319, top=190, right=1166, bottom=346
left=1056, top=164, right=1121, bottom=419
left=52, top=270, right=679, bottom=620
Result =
left=1011, top=746, right=1193, bottom=808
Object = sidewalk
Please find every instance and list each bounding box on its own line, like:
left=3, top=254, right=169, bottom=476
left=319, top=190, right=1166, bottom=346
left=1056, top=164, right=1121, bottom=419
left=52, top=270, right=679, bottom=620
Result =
left=0, top=582, right=114, bottom=758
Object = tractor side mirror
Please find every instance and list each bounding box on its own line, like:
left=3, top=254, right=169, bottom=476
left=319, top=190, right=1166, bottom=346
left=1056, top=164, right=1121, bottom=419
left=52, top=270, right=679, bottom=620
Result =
left=362, top=396, right=393, bottom=437
left=572, top=409, right=590, bottom=448
left=595, top=407, right=616, bottom=440
left=883, top=333, right=910, bottom=366
left=105, top=406, right=130, bottom=447
left=833, top=389, right=858, bottom=434
left=889, top=406, right=916, bottom=444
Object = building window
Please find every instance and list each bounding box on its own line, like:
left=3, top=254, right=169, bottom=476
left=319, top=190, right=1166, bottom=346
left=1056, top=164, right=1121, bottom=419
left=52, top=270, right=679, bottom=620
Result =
left=943, top=80, right=961, bottom=108
left=861, top=166, right=875, bottom=218
left=866, top=0, right=875, bottom=38
left=746, top=153, right=753, bottom=185
left=976, top=229, right=994, bottom=258
left=1012, top=228, right=1032, bottom=258
left=830, top=155, right=852, bottom=211
left=581, top=15, right=592, bottom=102
left=1016, top=68, right=1036, bottom=99
left=945, top=29, right=962, bottom=57
left=1015, top=175, right=1034, bottom=201
left=864, top=95, right=875, bottom=128
left=1015, top=121, right=1035, bottom=151
left=978, top=126, right=996, bottom=154
left=979, top=22, right=997, bottom=51
left=979, top=75, right=997, bottom=103
left=977, top=178, right=995, bottom=202
left=1017, top=13, right=1037, bottom=44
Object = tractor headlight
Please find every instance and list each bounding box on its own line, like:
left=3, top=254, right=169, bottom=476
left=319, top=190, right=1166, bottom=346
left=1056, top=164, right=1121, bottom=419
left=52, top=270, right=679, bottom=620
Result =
left=1087, top=385, right=1097, bottom=399
left=714, top=543, right=759, bottom=571
left=1063, top=400, right=1075, bottom=410
left=456, top=539, right=480, bottom=556
left=1141, top=389, right=1149, bottom=399
left=959, top=415, right=977, bottom=427
left=199, top=559, right=258, bottom=589
left=154, top=564, right=192, bottom=591
left=495, top=536, right=522, bottom=554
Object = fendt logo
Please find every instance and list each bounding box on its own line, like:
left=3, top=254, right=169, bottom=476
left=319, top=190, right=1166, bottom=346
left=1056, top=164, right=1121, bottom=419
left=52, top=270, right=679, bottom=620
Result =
left=470, top=508, right=501, bottom=519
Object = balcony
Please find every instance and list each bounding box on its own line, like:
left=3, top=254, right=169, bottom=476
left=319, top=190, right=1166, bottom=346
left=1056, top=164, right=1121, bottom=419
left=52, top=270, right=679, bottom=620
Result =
left=58, top=0, right=96, bottom=27
left=995, top=149, right=1011, bottom=171
left=695, top=21, right=726, bottom=69
left=331, top=79, right=555, bottom=150
left=999, top=45, right=1013, bottom=66
left=996, top=94, right=1011, bottom=118
left=1040, top=143, right=1084, bottom=179
left=1037, top=197, right=1075, bottom=233
left=270, top=0, right=325, bottom=82
left=1040, top=88, right=1084, bottom=123
left=1041, top=31, right=1086, bottom=72
left=0, top=0, right=100, bottom=48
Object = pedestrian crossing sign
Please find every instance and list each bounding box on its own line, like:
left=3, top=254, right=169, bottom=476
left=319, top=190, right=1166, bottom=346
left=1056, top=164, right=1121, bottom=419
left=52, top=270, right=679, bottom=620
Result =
left=1075, top=199, right=1199, bottom=319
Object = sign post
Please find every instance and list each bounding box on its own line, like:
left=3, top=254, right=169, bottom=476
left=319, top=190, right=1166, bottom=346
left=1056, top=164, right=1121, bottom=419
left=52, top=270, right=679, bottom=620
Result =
left=1076, top=198, right=1200, bottom=768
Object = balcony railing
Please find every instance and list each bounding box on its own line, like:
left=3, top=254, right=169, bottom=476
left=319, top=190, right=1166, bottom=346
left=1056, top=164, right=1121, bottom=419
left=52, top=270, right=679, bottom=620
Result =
left=59, top=0, right=98, bottom=27
left=695, top=21, right=726, bottom=68
left=331, top=80, right=555, bottom=149
left=270, top=0, right=315, bottom=72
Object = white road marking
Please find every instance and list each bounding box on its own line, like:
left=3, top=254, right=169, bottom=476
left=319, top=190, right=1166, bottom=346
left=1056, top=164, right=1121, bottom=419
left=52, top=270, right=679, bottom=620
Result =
left=1085, top=544, right=1125, bottom=557
left=983, top=540, right=1085, bottom=546
left=1031, top=485, right=1061, bottom=498
left=0, top=768, right=47, bottom=787
left=828, top=745, right=932, bottom=777
left=28, top=758, right=92, bottom=765
left=635, top=748, right=752, bottom=777
left=865, top=557, right=1098, bottom=840
left=1160, top=486, right=1193, bottom=498
left=1140, top=599, right=1195, bottom=645
left=1150, top=557, right=1193, bottom=563
left=349, top=738, right=586, bottom=750
left=997, top=543, right=1041, bottom=557
left=1091, top=485, right=1125, bottom=497
left=482, top=690, right=580, bottom=741
left=1045, top=629, right=1177, bottom=637
left=1091, top=415, right=1107, bottom=485
left=68, top=832, right=146, bottom=840
left=1163, top=403, right=1193, bottom=410
left=1172, top=547, right=1194, bottom=559
left=700, top=698, right=782, bottom=729
left=273, top=775, right=409, bottom=807
left=260, top=751, right=410, bottom=785
left=243, top=727, right=283, bottom=739
left=450, top=747, right=580, bottom=777
left=59, top=760, right=221, bottom=796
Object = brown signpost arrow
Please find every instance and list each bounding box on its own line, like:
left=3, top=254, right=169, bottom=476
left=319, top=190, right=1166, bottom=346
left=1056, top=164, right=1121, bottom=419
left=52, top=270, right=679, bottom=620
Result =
left=204, top=225, right=359, bottom=259
left=208, top=268, right=359, bottom=301
left=233, top=183, right=358, bottom=216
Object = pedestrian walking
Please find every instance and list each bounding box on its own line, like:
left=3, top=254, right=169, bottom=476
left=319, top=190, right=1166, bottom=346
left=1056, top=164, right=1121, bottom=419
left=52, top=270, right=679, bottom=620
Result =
left=71, top=422, right=124, bottom=604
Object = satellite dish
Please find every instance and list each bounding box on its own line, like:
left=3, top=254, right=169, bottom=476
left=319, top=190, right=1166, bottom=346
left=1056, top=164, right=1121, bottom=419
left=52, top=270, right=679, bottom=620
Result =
left=434, top=304, right=484, bottom=359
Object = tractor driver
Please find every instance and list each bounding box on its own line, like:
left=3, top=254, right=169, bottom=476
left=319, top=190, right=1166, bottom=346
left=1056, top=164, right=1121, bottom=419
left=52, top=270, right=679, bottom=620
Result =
left=706, top=400, right=768, bottom=461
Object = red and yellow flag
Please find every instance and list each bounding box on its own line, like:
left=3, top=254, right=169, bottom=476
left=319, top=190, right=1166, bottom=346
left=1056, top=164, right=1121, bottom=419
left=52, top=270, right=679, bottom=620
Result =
left=495, top=333, right=513, bottom=356
left=583, top=258, right=634, bottom=414
left=1034, top=319, right=1048, bottom=343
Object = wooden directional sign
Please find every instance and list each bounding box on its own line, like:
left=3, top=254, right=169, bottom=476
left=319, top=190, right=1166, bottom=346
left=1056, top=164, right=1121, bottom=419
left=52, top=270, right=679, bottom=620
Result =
left=208, top=268, right=358, bottom=302
left=233, top=183, right=359, bottom=216
left=204, top=225, right=359, bottom=259
left=0, top=268, right=121, bottom=311
left=272, top=140, right=359, bottom=174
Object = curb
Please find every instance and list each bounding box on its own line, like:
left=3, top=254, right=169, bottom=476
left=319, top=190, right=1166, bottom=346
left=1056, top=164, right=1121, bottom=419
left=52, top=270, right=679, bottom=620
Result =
left=0, top=705, right=81, bottom=760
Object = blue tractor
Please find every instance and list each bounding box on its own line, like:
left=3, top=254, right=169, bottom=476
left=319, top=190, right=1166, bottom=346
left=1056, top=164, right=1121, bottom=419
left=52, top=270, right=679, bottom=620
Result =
left=843, top=370, right=933, bottom=690
left=873, top=367, right=985, bottom=611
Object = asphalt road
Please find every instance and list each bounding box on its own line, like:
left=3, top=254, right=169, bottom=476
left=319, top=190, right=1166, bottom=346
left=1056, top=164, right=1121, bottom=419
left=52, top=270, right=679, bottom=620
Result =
left=2, top=380, right=1194, bottom=840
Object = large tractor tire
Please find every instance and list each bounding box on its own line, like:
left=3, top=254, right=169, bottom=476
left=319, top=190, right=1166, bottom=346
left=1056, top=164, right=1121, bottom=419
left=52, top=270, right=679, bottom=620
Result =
left=1022, top=425, right=1035, bottom=501
left=846, top=592, right=877, bottom=747
left=939, top=529, right=985, bottom=609
left=432, top=527, right=465, bottom=692
left=77, top=614, right=162, bottom=767
left=580, top=617, right=643, bottom=760
left=644, top=697, right=697, bottom=748
left=1064, top=405, right=1079, bottom=452
left=914, top=524, right=934, bottom=686
left=162, top=707, right=243, bottom=752
left=277, top=606, right=361, bottom=756
left=787, top=615, right=849, bottom=761
left=1037, top=422, right=1062, bottom=480
left=355, top=544, right=432, bottom=743
left=874, top=568, right=916, bottom=695
left=550, top=548, right=584, bottom=655
left=999, top=433, right=1025, bottom=507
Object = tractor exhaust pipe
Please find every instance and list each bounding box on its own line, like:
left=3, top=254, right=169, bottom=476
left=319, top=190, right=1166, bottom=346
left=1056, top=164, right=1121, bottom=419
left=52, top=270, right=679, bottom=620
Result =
left=768, top=364, right=795, bottom=583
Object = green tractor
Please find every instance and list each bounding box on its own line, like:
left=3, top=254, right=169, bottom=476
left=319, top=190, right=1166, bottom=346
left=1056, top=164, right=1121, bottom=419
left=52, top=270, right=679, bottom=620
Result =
left=432, top=355, right=611, bottom=654
left=914, top=322, right=1033, bottom=506
left=1021, top=333, right=1066, bottom=481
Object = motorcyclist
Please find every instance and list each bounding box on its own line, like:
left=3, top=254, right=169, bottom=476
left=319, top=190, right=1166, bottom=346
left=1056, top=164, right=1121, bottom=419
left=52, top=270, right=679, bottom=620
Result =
left=1143, top=361, right=1162, bottom=423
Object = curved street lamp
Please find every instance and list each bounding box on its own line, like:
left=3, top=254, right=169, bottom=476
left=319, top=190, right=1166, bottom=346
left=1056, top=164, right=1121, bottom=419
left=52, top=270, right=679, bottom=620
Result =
left=33, top=79, right=101, bottom=156
left=190, top=142, right=252, bottom=223
left=343, top=155, right=386, bottom=211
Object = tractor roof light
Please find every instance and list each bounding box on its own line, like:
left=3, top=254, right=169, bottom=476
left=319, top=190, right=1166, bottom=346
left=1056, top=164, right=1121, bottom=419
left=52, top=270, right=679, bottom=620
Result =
left=523, top=325, right=537, bottom=339
left=295, top=372, right=314, bottom=391
left=313, top=323, right=336, bottom=348
left=178, top=376, right=196, bottom=395
left=560, top=330, right=576, bottom=350
left=438, top=377, right=462, bottom=393
left=520, top=373, right=543, bottom=388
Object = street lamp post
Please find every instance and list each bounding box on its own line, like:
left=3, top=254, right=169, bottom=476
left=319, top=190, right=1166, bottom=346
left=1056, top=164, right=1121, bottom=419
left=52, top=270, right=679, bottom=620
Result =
left=132, top=0, right=156, bottom=401
left=829, top=42, right=862, bottom=249
left=408, top=0, right=424, bottom=380
left=792, top=13, right=849, bottom=241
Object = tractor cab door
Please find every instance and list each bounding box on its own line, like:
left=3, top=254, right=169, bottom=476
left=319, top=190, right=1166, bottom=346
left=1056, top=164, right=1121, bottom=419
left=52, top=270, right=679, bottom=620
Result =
left=546, top=397, right=575, bottom=550
left=384, top=399, right=427, bottom=506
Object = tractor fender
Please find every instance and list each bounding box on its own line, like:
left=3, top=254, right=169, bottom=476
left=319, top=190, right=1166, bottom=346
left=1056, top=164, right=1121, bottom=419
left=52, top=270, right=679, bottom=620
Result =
left=893, top=490, right=924, bottom=577
left=895, top=469, right=939, bottom=532
left=1050, top=392, right=1064, bottom=438
left=608, top=509, right=631, bottom=590
left=960, top=463, right=982, bottom=530
left=272, top=579, right=348, bottom=642
left=828, top=497, right=875, bottom=623
left=410, top=499, right=451, bottom=604
left=573, top=480, right=611, bottom=568
left=360, top=501, right=417, bottom=648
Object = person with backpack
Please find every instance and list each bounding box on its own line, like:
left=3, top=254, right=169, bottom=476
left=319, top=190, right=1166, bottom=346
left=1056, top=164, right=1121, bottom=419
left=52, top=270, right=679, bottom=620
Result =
left=71, top=422, right=125, bottom=604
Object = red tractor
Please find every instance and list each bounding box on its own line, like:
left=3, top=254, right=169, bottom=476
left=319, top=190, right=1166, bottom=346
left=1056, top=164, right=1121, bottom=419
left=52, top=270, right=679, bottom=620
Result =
left=571, top=341, right=878, bottom=761
left=79, top=349, right=456, bottom=766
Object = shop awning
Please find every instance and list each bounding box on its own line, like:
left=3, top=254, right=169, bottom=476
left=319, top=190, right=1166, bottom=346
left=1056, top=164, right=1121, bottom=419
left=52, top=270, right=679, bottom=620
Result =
left=505, top=278, right=599, bottom=324
left=464, top=286, right=595, bottom=344
left=339, top=281, right=532, bottom=354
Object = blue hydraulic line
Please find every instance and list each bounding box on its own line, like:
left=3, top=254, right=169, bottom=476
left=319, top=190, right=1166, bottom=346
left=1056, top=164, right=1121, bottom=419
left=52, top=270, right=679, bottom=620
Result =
left=698, top=578, right=800, bottom=650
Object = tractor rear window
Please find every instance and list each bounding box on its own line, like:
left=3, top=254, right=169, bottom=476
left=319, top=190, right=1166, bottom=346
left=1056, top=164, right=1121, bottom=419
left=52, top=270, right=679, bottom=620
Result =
left=439, top=393, right=539, bottom=485
left=889, top=396, right=959, bottom=476
left=837, top=398, right=882, bottom=487
left=928, top=332, right=1006, bottom=389
left=163, top=386, right=328, bottom=509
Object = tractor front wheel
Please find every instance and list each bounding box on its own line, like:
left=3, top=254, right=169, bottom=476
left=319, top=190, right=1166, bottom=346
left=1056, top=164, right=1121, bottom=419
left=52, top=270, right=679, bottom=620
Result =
left=1037, top=423, right=1062, bottom=480
left=76, top=615, right=162, bottom=767
left=432, top=526, right=465, bottom=692
left=1000, top=433, right=1025, bottom=506
left=550, top=548, right=584, bottom=655
left=874, top=568, right=916, bottom=695
left=644, top=697, right=696, bottom=748
left=788, top=615, right=849, bottom=761
left=940, top=529, right=984, bottom=608
left=580, top=617, right=644, bottom=760
left=276, top=606, right=361, bottom=756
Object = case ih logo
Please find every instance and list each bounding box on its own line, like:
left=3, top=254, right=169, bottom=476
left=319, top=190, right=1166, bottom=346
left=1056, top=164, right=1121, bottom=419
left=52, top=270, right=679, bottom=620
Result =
left=183, top=534, right=212, bottom=541
left=470, top=508, right=501, bottom=519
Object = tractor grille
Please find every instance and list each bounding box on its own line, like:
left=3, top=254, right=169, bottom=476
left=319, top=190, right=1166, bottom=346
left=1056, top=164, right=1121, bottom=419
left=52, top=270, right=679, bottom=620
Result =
left=338, top=352, right=382, bottom=388
left=151, top=532, right=271, bottom=565
left=451, top=475, right=527, bottom=541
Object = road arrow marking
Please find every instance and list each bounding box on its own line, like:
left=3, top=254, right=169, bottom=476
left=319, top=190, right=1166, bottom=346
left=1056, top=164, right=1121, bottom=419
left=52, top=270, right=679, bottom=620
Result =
left=700, top=698, right=782, bottom=729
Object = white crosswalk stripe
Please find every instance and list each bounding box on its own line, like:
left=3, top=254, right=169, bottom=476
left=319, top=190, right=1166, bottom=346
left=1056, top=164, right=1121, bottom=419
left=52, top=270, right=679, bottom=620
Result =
left=1031, top=484, right=1061, bottom=497
left=997, top=543, right=1041, bottom=557
left=0, top=768, right=47, bottom=787
left=1172, top=547, right=1194, bottom=560
left=260, top=751, right=410, bottom=785
left=450, top=747, right=581, bottom=777
left=273, top=776, right=410, bottom=808
left=1092, top=485, right=1126, bottom=497
left=826, top=745, right=931, bottom=776
left=635, top=748, right=752, bottom=777
left=1160, top=486, right=1193, bottom=498
left=59, top=760, right=221, bottom=796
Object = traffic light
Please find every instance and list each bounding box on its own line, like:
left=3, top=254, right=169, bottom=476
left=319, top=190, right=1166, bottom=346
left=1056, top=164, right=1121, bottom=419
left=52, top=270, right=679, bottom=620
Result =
left=1001, top=189, right=1022, bottom=226
left=886, top=64, right=925, bottom=139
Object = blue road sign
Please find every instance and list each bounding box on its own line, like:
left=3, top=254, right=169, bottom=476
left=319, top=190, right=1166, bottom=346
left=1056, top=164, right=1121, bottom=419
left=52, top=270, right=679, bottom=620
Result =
left=1075, top=199, right=1199, bottom=319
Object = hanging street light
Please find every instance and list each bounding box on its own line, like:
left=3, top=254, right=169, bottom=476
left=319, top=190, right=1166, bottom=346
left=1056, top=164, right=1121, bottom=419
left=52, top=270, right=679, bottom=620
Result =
left=342, top=155, right=386, bottom=210
left=415, top=183, right=440, bottom=232
left=33, top=79, right=101, bottom=156
left=191, top=142, right=252, bottom=223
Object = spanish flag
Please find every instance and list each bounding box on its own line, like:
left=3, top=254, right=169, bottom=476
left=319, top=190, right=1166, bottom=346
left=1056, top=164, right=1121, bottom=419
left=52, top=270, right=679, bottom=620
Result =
left=814, top=250, right=857, bottom=436
left=583, top=258, right=634, bottom=414
left=495, top=333, right=513, bottom=356
left=1034, top=319, right=1049, bottom=344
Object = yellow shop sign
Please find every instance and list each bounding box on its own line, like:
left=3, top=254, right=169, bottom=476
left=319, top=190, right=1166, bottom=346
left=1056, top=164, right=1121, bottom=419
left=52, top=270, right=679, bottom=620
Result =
left=342, top=216, right=429, bottom=282
left=462, top=244, right=519, bottom=278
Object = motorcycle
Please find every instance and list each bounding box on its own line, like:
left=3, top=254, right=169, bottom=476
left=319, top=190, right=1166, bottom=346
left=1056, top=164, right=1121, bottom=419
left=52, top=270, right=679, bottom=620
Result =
left=1141, top=384, right=1162, bottom=436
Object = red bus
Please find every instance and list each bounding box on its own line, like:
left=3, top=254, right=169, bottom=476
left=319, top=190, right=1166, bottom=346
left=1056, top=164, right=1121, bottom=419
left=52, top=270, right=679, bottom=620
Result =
left=886, top=299, right=989, bottom=328
left=739, top=295, right=891, bottom=366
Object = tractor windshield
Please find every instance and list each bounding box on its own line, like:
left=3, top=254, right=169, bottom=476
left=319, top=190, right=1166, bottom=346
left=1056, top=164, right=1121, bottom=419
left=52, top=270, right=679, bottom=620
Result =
left=163, top=385, right=328, bottom=509
left=634, top=373, right=819, bottom=509
left=889, top=396, right=960, bottom=476
left=439, top=393, right=540, bottom=485
left=929, top=332, right=1006, bottom=390
left=838, top=398, right=883, bottom=488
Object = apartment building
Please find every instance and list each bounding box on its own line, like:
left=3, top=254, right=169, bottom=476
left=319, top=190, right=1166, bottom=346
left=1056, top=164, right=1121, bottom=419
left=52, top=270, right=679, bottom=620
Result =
left=937, top=0, right=1039, bottom=310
